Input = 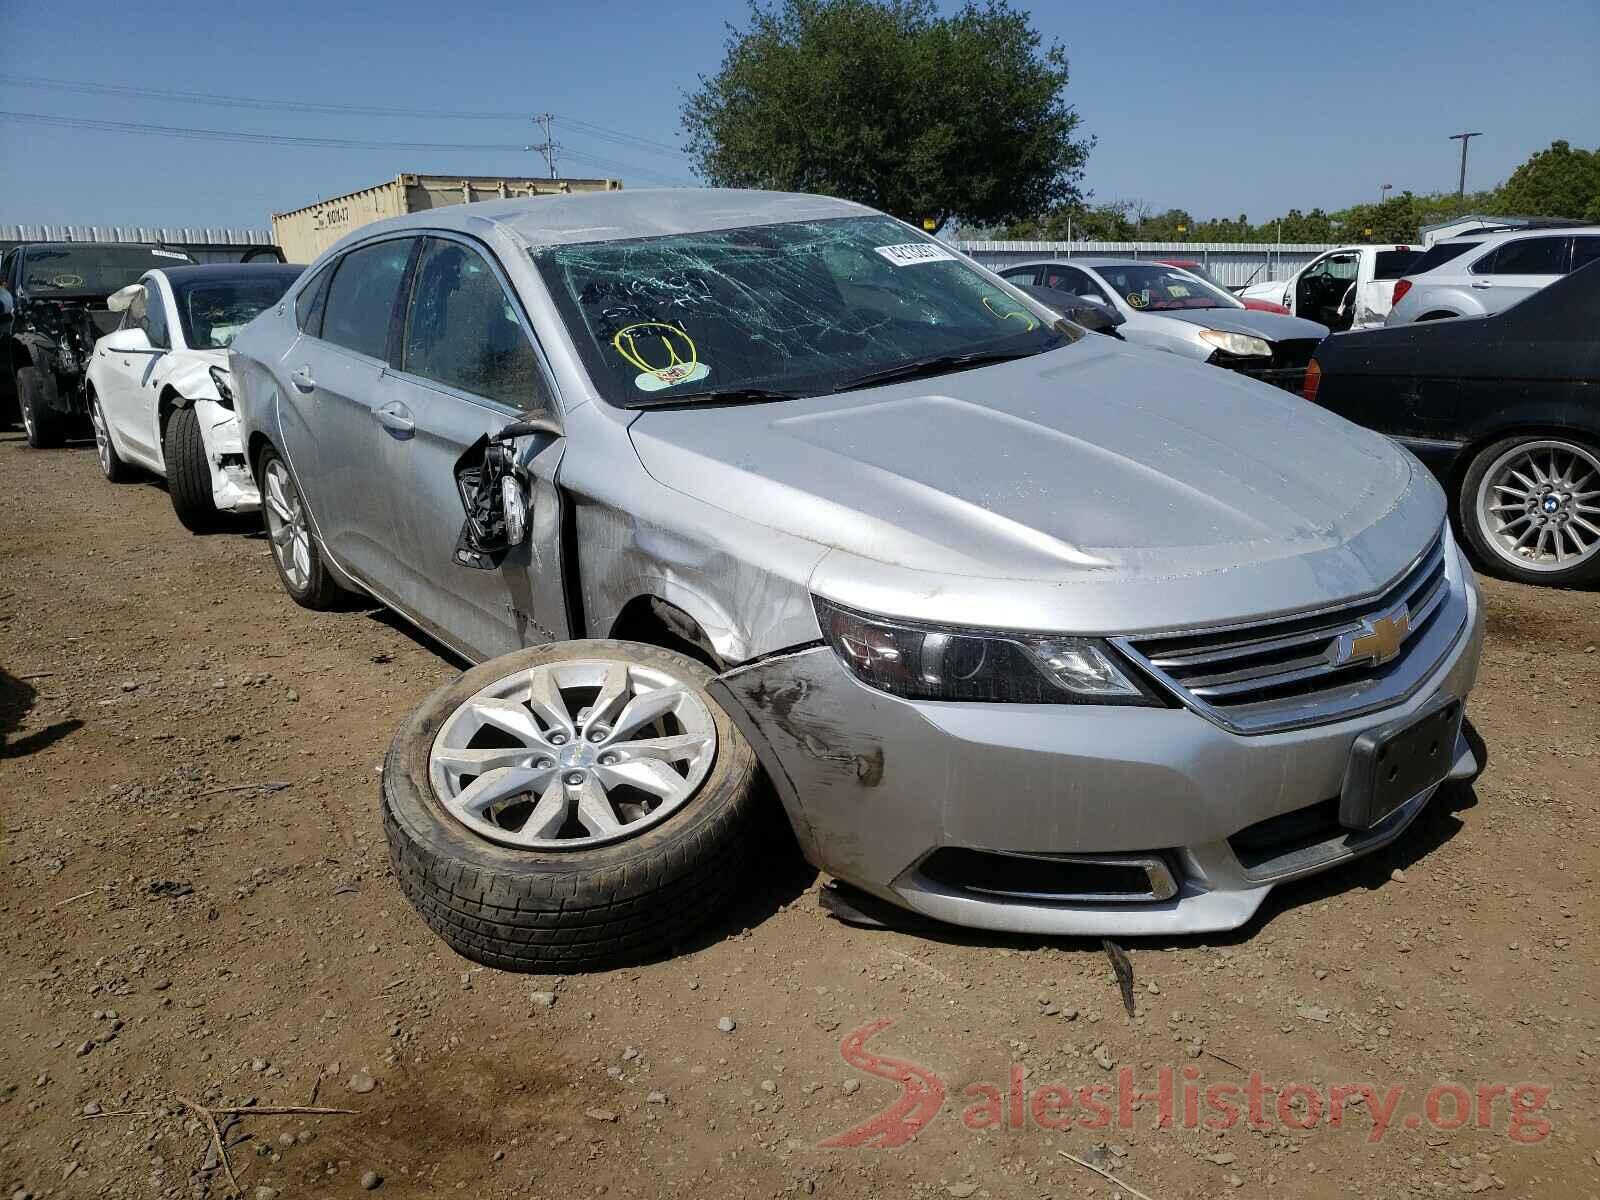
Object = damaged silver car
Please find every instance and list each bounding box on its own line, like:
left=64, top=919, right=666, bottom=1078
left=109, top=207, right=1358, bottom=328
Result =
left=229, top=190, right=1485, bottom=971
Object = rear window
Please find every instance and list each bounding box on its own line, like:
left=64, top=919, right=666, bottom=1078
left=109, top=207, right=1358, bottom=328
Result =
left=1473, top=236, right=1569, bottom=276
left=1373, top=250, right=1420, bottom=280
left=1405, top=241, right=1480, bottom=276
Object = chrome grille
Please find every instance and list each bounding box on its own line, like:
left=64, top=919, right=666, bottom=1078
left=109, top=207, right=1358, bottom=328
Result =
left=1117, top=535, right=1463, bottom=735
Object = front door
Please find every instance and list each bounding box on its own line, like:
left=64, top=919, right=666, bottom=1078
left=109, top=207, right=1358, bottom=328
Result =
left=382, top=235, right=568, bottom=661
left=277, top=236, right=416, bottom=590
left=1295, top=252, right=1358, bottom=329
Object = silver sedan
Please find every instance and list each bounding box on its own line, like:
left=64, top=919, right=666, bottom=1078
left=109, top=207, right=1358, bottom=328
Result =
left=229, top=190, right=1482, bottom=970
left=999, top=257, right=1329, bottom=379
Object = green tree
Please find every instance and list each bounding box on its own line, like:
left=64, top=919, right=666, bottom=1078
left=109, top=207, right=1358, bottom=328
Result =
left=1497, top=140, right=1600, bottom=219
left=681, top=0, right=1092, bottom=232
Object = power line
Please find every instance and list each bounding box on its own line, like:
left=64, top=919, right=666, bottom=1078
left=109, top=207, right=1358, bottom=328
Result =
left=0, top=110, right=696, bottom=185
left=0, top=110, right=528, bottom=152
left=0, top=74, right=687, bottom=157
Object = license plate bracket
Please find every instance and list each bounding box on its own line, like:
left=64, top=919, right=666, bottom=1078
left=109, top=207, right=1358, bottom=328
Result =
left=1339, top=696, right=1463, bottom=830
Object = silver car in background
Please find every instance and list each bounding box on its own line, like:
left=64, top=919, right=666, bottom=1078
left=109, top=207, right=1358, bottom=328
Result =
left=998, top=257, right=1329, bottom=383
left=229, top=189, right=1484, bottom=971
left=1386, top=226, right=1600, bottom=325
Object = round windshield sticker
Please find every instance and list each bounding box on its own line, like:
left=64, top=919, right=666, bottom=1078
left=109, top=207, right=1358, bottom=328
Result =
left=52, top=273, right=85, bottom=288
left=612, top=321, right=710, bottom=392
left=1126, top=292, right=1148, bottom=309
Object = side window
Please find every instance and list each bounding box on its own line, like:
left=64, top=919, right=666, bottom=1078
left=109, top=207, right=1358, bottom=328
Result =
left=1573, top=237, right=1600, bottom=273
left=140, top=281, right=170, bottom=349
left=321, top=239, right=414, bottom=360
left=1046, top=265, right=1108, bottom=303
left=1000, top=266, right=1041, bottom=285
left=295, top=262, right=334, bottom=336
left=1475, top=237, right=1568, bottom=276
left=400, top=238, right=545, bottom=409
left=1, top=250, right=16, bottom=290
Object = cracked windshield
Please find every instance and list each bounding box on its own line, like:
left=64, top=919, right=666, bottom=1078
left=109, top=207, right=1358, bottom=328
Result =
left=532, top=214, right=1070, bottom=407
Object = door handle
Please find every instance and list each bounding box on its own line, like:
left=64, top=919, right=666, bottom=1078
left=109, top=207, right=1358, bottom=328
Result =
left=373, top=402, right=415, bottom=436
left=289, top=365, right=316, bottom=393
left=1470, top=280, right=1492, bottom=289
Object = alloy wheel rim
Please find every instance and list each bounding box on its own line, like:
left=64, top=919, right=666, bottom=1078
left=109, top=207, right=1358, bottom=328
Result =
left=1477, top=439, right=1600, bottom=573
left=91, top=399, right=112, bottom=475
left=429, top=659, right=718, bottom=850
left=19, top=389, right=34, bottom=440
left=262, top=459, right=312, bottom=591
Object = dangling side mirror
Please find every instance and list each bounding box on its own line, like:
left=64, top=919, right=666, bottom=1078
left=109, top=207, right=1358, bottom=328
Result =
left=107, top=283, right=142, bottom=313
left=451, top=412, right=561, bottom=570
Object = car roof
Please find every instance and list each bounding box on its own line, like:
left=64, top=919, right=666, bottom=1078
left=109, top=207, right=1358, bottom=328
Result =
left=154, top=263, right=304, bottom=286
left=17, top=241, right=171, bottom=252
left=1440, top=224, right=1600, bottom=246
left=343, top=188, right=876, bottom=249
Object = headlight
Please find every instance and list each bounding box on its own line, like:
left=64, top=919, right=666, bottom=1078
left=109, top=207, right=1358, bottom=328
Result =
left=1198, top=329, right=1272, bottom=359
left=208, top=365, right=235, bottom=408
left=814, top=598, right=1163, bottom=705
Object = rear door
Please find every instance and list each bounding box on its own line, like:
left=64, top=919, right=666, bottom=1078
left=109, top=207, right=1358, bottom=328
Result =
left=381, top=234, right=567, bottom=660
left=277, top=235, right=417, bottom=589
left=1467, top=235, right=1572, bottom=313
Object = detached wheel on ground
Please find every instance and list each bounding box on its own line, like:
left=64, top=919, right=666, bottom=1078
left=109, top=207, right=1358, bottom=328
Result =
left=1459, top=434, right=1600, bottom=588
left=89, top=391, right=135, bottom=483
left=257, top=446, right=345, bottom=608
left=383, top=640, right=763, bottom=971
left=164, top=405, right=220, bottom=530
left=17, top=366, right=68, bottom=449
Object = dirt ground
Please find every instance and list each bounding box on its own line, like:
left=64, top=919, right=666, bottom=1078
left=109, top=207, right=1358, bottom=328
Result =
left=2, top=425, right=1597, bottom=1200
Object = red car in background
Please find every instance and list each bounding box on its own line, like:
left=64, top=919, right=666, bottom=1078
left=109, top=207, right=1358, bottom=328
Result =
left=1156, top=259, right=1291, bottom=314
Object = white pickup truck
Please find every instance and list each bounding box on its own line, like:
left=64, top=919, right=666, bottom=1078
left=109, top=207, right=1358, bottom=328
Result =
left=1238, top=244, right=1421, bottom=332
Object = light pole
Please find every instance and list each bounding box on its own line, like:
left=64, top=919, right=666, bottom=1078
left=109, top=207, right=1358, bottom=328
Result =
left=1449, top=132, right=1482, bottom=198
left=1379, top=182, right=1393, bottom=205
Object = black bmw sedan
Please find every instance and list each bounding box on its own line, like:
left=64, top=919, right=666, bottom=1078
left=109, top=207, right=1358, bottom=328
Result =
left=1304, top=261, right=1599, bottom=588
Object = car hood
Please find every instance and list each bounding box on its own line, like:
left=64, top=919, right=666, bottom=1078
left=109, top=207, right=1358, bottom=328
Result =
left=627, top=339, right=1444, bottom=634
left=1157, top=308, right=1329, bottom=340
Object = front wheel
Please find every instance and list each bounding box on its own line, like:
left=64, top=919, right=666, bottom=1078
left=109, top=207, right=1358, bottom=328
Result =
left=89, top=392, right=135, bottom=482
left=258, top=446, right=345, bottom=608
left=382, top=640, right=763, bottom=971
left=164, top=406, right=220, bottom=531
left=1460, top=434, right=1600, bottom=587
left=17, top=367, right=67, bottom=449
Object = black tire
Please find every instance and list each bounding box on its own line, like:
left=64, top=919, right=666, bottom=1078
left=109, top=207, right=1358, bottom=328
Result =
left=1458, top=433, right=1600, bottom=588
left=88, top=391, right=136, bottom=483
left=17, top=366, right=67, bottom=449
left=383, top=640, right=764, bottom=972
left=257, top=444, right=346, bottom=609
left=164, top=405, right=220, bottom=531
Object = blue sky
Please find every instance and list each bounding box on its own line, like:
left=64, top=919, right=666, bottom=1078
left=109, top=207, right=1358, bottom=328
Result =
left=3, top=0, right=1596, bottom=231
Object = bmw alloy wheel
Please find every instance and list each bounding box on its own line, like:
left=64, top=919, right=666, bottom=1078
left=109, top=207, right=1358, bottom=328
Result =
left=428, top=658, right=718, bottom=850
left=1475, top=439, right=1600, bottom=574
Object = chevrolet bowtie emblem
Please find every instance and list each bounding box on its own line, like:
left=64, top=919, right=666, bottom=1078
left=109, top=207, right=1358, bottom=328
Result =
left=1345, top=606, right=1411, bottom=666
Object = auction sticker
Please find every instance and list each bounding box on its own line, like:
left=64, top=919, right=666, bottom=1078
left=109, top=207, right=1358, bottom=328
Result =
left=874, top=243, right=957, bottom=267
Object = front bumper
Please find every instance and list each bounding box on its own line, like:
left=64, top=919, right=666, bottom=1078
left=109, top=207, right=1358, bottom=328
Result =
left=197, top=401, right=261, bottom=513
left=714, top=559, right=1484, bottom=937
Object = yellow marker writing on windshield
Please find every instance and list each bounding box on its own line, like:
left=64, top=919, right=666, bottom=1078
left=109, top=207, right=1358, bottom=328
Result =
left=612, top=321, right=711, bottom=392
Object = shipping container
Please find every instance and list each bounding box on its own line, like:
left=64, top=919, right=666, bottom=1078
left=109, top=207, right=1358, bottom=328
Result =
left=271, top=173, right=622, bottom=263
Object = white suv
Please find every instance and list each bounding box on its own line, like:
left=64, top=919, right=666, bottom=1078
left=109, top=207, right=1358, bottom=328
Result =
left=1386, top=226, right=1600, bottom=325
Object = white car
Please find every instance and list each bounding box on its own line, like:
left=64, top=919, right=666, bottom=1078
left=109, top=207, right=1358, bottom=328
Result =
left=86, top=264, right=302, bottom=529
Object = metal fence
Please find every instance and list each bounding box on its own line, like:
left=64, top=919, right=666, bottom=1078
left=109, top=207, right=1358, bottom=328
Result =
left=957, top=240, right=1343, bottom=288
left=0, top=224, right=276, bottom=263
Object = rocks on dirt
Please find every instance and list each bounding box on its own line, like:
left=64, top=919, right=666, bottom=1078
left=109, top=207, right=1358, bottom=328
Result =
left=716, top=1016, right=736, bottom=1033
left=530, top=991, right=557, bottom=1009
left=360, top=1169, right=383, bottom=1190
left=348, top=1071, right=377, bottom=1094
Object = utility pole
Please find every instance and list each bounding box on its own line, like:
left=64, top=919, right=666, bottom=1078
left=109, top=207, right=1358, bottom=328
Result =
left=526, top=113, right=561, bottom=179
left=1448, top=132, right=1482, bottom=198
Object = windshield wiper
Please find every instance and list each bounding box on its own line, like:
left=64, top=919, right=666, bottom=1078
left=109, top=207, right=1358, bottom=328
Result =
left=626, top=386, right=808, bottom=410
left=829, top=348, right=1042, bottom=394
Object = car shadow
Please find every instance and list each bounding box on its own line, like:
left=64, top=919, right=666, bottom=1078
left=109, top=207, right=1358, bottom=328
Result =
left=809, top=783, right=1479, bottom=958
left=0, top=666, right=83, bottom=760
